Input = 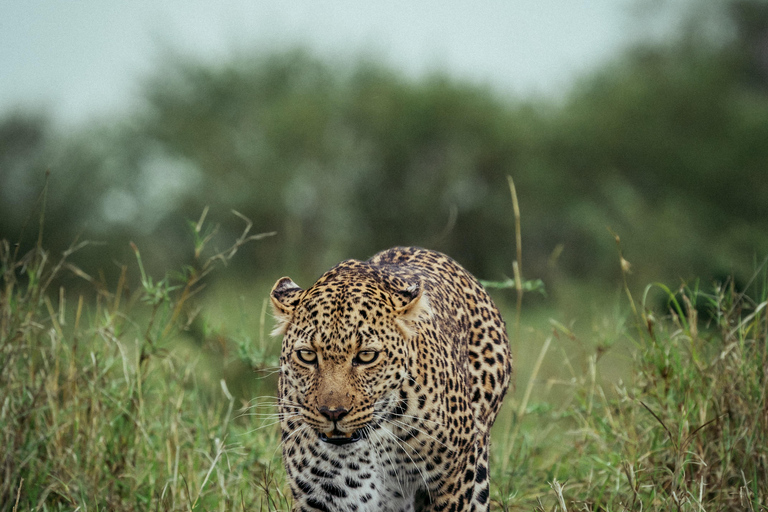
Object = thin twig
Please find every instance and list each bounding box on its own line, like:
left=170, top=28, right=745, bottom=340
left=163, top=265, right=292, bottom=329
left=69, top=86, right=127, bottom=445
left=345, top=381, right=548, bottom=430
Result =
left=507, top=175, right=523, bottom=334
left=13, top=478, right=23, bottom=512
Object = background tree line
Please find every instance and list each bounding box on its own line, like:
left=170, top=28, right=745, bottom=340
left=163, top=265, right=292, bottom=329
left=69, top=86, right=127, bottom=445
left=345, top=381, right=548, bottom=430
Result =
left=2, top=0, right=767, bottom=301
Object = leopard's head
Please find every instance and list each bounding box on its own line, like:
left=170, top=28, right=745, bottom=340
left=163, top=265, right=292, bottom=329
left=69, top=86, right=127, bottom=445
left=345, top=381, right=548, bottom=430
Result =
left=270, top=261, right=430, bottom=445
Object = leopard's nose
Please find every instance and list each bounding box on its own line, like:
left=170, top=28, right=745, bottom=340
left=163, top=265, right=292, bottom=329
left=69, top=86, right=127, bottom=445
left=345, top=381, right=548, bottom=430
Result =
left=318, top=406, right=349, bottom=422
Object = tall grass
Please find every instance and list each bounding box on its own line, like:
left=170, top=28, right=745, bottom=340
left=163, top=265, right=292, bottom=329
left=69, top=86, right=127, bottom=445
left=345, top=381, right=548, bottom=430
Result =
left=493, top=254, right=768, bottom=511
left=2, top=204, right=766, bottom=510
left=0, top=207, right=286, bottom=511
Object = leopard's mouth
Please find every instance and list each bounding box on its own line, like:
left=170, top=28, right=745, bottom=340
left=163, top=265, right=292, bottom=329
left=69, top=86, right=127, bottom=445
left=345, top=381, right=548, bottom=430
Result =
left=318, top=428, right=363, bottom=446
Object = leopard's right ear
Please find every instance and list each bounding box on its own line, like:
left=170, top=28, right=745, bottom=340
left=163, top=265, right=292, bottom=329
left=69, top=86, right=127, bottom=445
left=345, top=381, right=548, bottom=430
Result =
left=270, top=277, right=304, bottom=336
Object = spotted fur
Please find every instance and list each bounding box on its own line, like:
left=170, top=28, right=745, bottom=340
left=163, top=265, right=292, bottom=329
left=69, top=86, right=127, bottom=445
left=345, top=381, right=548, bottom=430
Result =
left=270, top=247, right=513, bottom=511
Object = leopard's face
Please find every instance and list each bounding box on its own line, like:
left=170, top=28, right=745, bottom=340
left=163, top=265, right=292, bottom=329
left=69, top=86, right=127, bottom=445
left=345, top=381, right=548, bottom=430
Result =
left=271, top=267, right=429, bottom=445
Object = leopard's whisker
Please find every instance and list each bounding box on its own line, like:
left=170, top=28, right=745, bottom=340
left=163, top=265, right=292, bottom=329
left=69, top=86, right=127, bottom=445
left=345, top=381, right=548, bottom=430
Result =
left=377, top=415, right=449, bottom=450
left=240, top=419, right=286, bottom=435
left=386, top=412, right=445, bottom=427
left=377, top=424, right=432, bottom=504
left=368, top=425, right=407, bottom=499
left=272, top=422, right=310, bottom=461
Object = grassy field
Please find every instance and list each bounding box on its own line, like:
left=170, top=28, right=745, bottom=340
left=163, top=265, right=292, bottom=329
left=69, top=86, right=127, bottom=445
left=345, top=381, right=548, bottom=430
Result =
left=2, top=216, right=767, bottom=511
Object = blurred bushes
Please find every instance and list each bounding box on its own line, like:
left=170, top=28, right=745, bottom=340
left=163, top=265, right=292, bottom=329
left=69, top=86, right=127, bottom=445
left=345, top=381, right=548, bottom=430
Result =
left=136, top=52, right=524, bottom=279
left=2, top=2, right=768, bottom=295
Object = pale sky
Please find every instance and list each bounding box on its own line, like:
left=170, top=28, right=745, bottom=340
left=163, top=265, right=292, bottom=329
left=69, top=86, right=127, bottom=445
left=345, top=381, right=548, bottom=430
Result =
left=0, top=1, right=682, bottom=127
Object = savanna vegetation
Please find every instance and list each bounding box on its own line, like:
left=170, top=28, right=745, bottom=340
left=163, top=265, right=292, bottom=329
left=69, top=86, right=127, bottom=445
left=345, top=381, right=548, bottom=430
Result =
left=2, top=0, right=768, bottom=510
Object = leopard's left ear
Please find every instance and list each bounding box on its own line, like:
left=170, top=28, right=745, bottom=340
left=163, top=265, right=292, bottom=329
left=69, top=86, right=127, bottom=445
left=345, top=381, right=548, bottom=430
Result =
left=270, top=277, right=304, bottom=336
left=394, top=283, right=432, bottom=338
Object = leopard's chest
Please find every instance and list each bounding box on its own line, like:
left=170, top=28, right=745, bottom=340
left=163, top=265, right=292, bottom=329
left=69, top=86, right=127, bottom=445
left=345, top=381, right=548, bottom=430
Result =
left=289, top=429, right=429, bottom=512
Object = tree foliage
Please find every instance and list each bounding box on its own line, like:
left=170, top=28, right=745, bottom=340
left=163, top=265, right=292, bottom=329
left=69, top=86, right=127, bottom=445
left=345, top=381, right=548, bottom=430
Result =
left=1, top=1, right=767, bottom=291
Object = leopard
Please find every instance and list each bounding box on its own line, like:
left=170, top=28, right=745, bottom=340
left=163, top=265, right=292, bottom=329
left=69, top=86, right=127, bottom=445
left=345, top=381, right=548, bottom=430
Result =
left=270, top=246, right=513, bottom=511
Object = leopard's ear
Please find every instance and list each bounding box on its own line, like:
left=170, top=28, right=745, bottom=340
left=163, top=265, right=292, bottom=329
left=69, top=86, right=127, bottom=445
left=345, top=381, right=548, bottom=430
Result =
left=394, top=283, right=431, bottom=338
left=270, top=277, right=304, bottom=336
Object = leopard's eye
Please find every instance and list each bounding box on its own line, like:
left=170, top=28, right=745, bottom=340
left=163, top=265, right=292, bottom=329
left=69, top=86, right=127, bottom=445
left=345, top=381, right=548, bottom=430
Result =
left=295, top=349, right=317, bottom=365
left=354, top=350, right=379, bottom=365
